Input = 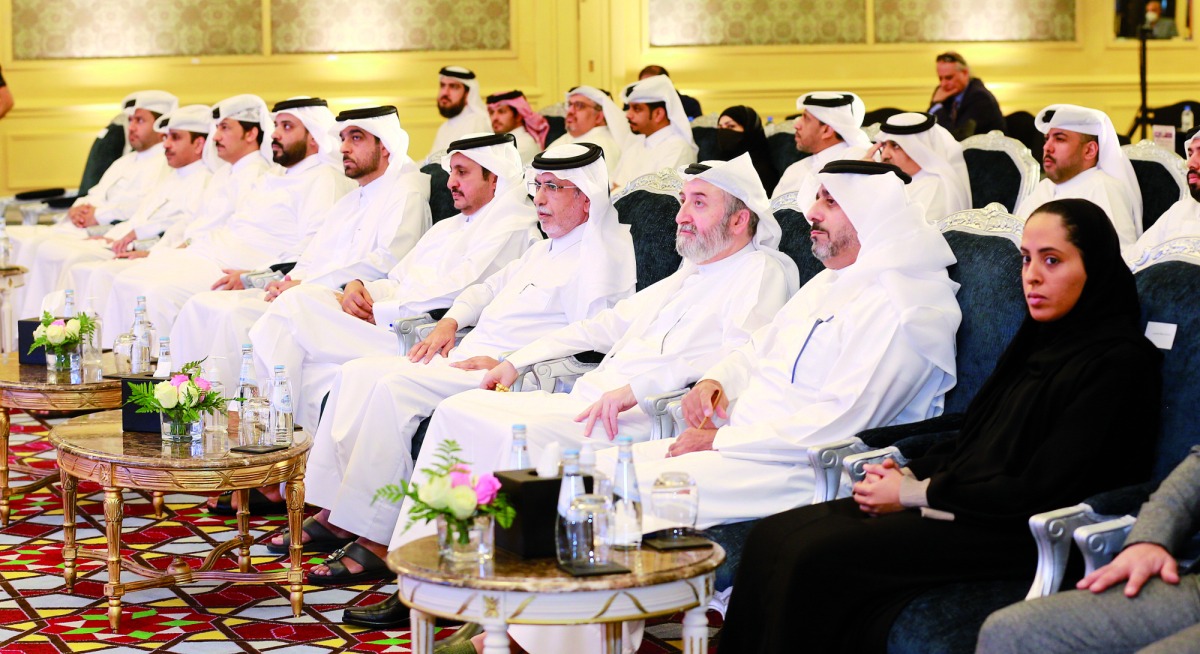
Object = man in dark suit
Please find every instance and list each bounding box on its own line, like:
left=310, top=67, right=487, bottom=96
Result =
left=927, top=52, right=1005, bottom=140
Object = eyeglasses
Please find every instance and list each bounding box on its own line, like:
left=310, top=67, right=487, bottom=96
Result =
left=567, top=101, right=602, bottom=112
left=528, top=180, right=582, bottom=195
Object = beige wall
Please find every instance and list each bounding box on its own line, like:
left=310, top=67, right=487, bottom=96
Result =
left=1, top=0, right=1198, bottom=195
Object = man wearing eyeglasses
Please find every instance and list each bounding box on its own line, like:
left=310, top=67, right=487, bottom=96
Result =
left=544, top=86, right=626, bottom=175
left=928, top=51, right=1005, bottom=140
left=272, top=143, right=636, bottom=590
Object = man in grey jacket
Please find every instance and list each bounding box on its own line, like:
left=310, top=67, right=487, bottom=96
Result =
left=976, top=446, right=1200, bottom=653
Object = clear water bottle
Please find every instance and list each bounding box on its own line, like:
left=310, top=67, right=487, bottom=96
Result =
left=153, top=337, right=173, bottom=377
left=81, top=297, right=104, bottom=382
left=508, top=424, right=530, bottom=469
left=579, top=442, right=610, bottom=498
left=1183, top=105, right=1195, bottom=133
left=555, top=449, right=587, bottom=565
left=234, top=344, right=259, bottom=416
left=0, top=223, right=11, bottom=267
left=63, top=289, right=76, bottom=318
left=269, top=365, right=294, bottom=446
left=611, top=436, right=643, bottom=549
left=130, top=305, right=153, bottom=374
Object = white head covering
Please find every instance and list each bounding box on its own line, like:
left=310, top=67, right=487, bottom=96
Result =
left=621, top=75, right=698, bottom=156
left=1036, top=103, right=1143, bottom=227
left=439, top=65, right=487, bottom=119
left=797, top=91, right=872, bottom=150
left=333, top=105, right=412, bottom=167
left=441, top=132, right=525, bottom=197
left=271, top=97, right=340, bottom=166
left=814, top=160, right=961, bottom=393
left=123, top=90, right=178, bottom=118
left=153, top=104, right=212, bottom=135
left=679, top=153, right=801, bottom=295
left=875, top=112, right=972, bottom=214
left=203, top=94, right=274, bottom=170
left=527, top=143, right=637, bottom=321
left=1186, top=130, right=1200, bottom=153
left=568, top=85, right=633, bottom=147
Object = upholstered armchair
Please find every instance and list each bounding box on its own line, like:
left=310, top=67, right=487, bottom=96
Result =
left=539, top=101, right=567, bottom=148
left=961, top=130, right=1041, bottom=212
left=418, top=162, right=458, bottom=224
left=690, top=113, right=721, bottom=161
left=1122, top=139, right=1188, bottom=232
left=765, top=119, right=808, bottom=176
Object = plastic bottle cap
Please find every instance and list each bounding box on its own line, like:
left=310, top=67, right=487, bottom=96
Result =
left=563, top=448, right=580, bottom=456
left=512, top=423, right=526, bottom=430
left=617, top=435, right=632, bottom=444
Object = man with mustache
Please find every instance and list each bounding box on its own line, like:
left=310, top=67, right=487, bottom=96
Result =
left=868, top=112, right=973, bottom=223
left=610, top=74, right=698, bottom=190
left=771, top=91, right=873, bottom=202
left=544, top=85, right=626, bottom=175
left=485, top=90, right=547, bottom=164
left=428, top=66, right=491, bottom=157
left=1014, top=104, right=1142, bottom=247
left=1126, top=130, right=1200, bottom=261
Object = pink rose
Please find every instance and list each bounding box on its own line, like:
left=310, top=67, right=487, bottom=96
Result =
left=474, top=474, right=501, bottom=505
left=170, top=374, right=190, bottom=387
left=194, top=377, right=212, bottom=392
left=449, top=466, right=472, bottom=488
left=51, top=319, right=65, bottom=326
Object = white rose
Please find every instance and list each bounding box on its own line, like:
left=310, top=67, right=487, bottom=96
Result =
left=178, top=381, right=201, bottom=407
left=65, top=318, right=81, bottom=339
left=447, top=485, right=479, bottom=520
left=45, top=324, right=66, bottom=345
left=32, top=324, right=45, bottom=340
left=418, top=475, right=451, bottom=510
left=153, top=381, right=179, bottom=409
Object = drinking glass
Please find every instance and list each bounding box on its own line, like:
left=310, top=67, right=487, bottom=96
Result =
left=650, top=472, right=699, bottom=539
left=556, top=494, right=613, bottom=567
left=112, top=333, right=135, bottom=375
left=240, top=397, right=272, bottom=446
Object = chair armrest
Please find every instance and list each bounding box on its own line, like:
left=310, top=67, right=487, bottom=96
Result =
left=1073, top=516, right=1136, bottom=577
left=645, top=388, right=690, bottom=441
left=843, top=447, right=908, bottom=484
left=132, top=237, right=160, bottom=251
left=806, top=438, right=873, bottom=504
left=415, top=323, right=471, bottom=348
left=532, top=354, right=602, bottom=394
left=1025, top=503, right=1117, bottom=599
left=392, top=313, right=434, bottom=354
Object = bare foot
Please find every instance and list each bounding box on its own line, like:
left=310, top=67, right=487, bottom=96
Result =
left=206, top=484, right=283, bottom=511
left=308, top=537, right=387, bottom=577
left=268, top=509, right=352, bottom=548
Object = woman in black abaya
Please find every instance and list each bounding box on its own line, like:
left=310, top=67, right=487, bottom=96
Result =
left=717, top=199, right=1163, bottom=653
left=716, top=106, right=780, bottom=195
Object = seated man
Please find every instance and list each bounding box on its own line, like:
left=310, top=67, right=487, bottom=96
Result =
left=976, top=445, right=1200, bottom=654
left=638, top=64, right=702, bottom=118
left=248, top=133, right=541, bottom=431
left=485, top=90, right=547, bottom=164
left=65, top=94, right=276, bottom=344
left=1126, top=131, right=1200, bottom=262
left=544, top=85, right=626, bottom=175
left=1015, top=104, right=1142, bottom=248
left=23, top=105, right=213, bottom=318
left=610, top=74, right=698, bottom=190
left=869, top=112, right=972, bottom=222
left=927, top=51, right=1005, bottom=140
left=772, top=91, right=873, bottom=202
left=169, top=105, right=431, bottom=392
left=266, top=144, right=637, bottom=584
left=100, top=97, right=352, bottom=339
left=429, top=66, right=492, bottom=157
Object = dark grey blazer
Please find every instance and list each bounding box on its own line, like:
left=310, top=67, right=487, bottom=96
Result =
left=1127, top=446, right=1200, bottom=573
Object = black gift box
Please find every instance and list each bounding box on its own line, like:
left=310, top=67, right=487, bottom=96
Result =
left=495, top=468, right=592, bottom=559
left=18, top=317, right=46, bottom=364
left=106, top=372, right=168, bottom=432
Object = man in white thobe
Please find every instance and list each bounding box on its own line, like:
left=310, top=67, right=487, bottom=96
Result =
left=1126, top=131, right=1200, bottom=264
left=485, top=90, right=547, bottom=164
left=65, top=95, right=277, bottom=345
left=11, top=90, right=177, bottom=313
left=24, top=105, right=214, bottom=319
left=100, top=97, right=352, bottom=340
left=869, top=112, right=973, bottom=223
left=277, top=143, right=637, bottom=587
left=545, top=86, right=627, bottom=176
left=772, top=91, right=873, bottom=202
left=248, top=132, right=541, bottom=431
left=428, top=66, right=492, bottom=157
left=169, top=106, right=431, bottom=392
left=1014, top=104, right=1142, bottom=247
left=610, top=74, right=699, bottom=190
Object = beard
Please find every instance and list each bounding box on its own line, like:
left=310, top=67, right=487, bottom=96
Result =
left=272, top=138, right=308, bottom=167
left=811, top=227, right=860, bottom=263
left=1190, top=182, right=1200, bottom=203
left=345, top=147, right=382, bottom=180
left=676, top=213, right=734, bottom=263
left=438, top=97, right=467, bottom=119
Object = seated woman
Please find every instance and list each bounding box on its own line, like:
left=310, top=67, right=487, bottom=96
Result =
left=716, top=106, right=779, bottom=195
left=716, top=198, right=1164, bottom=654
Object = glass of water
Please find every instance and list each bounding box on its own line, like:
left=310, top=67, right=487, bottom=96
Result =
left=240, top=397, right=272, bottom=446
left=556, top=494, right=613, bottom=568
left=204, top=381, right=227, bottom=435
left=650, top=472, right=699, bottom=539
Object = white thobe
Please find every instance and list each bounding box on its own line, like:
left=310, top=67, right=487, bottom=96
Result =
left=1015, top=167, right=1139, bottom=247
left=510, top=127, right=541, bottom=165
left=22, top=160, right=211, bottom=320
left=309, top=226, right=630, bottom=543
left=610, top=128, right=697, bottom=189
left=1126, top=197, right=1200, bottom=263
left=67, top=154, right=274, bottom=346
left=249, top=199, right=541, bottom=428
left=907, top=169, right=970, bottom=225
left=428, top=108, right=492, bottom=157
left=547, top=126, right=623, bottom=176
left=772, top=142, right=868, bottom=203
left=168, top=167, right=432, bottom=393
left=100, top=155, right=349, bottom=343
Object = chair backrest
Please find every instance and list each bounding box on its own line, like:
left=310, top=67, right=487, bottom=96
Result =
left=1133, top=240, right=1200, bottom=481
left=769, top=192, right=825, bottom=288
left=419, top=162, right=459, bottom=224
left=691, top=113, right=722, bottom=161
left=1122, top=139, right=1188, bottom=232
left=613, top=170, right=685, bottom=291
left=1140, top=100, right=1200, bottom=155
left=936, top=203, right=1027, bottom=414
left=78, top=116, right=127, bottom=196
left=765, top=119, right=809, bottom=177
left=539, top=101, right=568, bottom=148
left=1002, top=110, right=1044, bottom=162
left=961, top=130, right=1041, bottom=212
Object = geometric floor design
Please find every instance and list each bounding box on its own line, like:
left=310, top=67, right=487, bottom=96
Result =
left=0, top=412, right=706, bottom=653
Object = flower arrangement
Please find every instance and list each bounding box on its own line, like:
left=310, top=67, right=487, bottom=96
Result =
left=375, top=440, right=515, bottom=547
left=29, top=311, right=96, bottom=355
left=126, top=359, right=227, bottom=437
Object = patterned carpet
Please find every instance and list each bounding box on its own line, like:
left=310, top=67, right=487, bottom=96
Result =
left=0, top=412, right=714, bottom=653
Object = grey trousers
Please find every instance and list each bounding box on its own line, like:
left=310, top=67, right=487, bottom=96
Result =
left=975, top=575, right=1200, bottom=654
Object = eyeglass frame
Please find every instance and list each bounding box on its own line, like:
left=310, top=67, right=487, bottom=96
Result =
left=528, top=180, right=583, bottom=195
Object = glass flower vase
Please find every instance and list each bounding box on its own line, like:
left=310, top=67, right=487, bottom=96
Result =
left=436, top=514, right=495, bottom=564
left=45, top=346, right=82, bottom=384
left=160, top=414, right=203, bottom=443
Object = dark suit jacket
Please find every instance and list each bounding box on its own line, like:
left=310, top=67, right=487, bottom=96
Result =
left=1127, top=446, right=1200, bottom=572
left=929, top=77, right=1006, bottom=141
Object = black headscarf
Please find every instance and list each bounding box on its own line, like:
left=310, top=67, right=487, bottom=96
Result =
left=717, top=106, right=780, bottom=195
left=909, top=199, right=1162, bottom=524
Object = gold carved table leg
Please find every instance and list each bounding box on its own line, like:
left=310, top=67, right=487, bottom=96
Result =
left=235, top=489, right=251, bottom=572
left=410, top=609, right=436, bottom=653
left=601, top=623, right=623, bottom=654
left=151, top=491, right=165, bottom=518
left=0, top=407, right=9, bottom=526
left=60, top=469, right=78, bottom=590
left=285, top=476, right=305, bottom=616
left=102, top=486, right=125, bottom=630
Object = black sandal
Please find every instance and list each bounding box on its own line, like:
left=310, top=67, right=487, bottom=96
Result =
left=306, top=542, right=391, bottom=587
left=265, top=516, right=355, bottom=554
left=208, top=488, right=288, bottom=516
